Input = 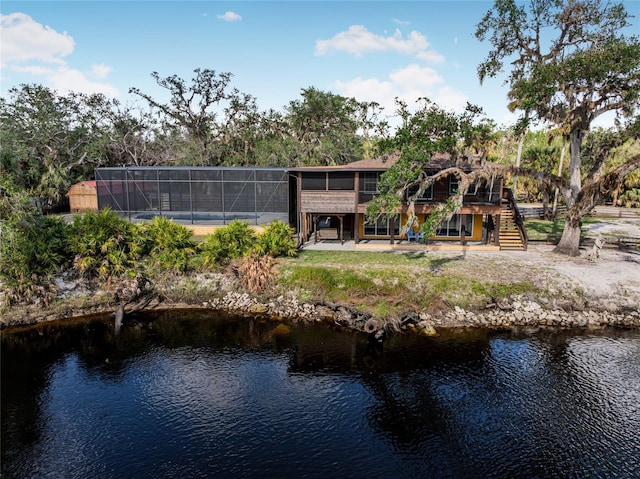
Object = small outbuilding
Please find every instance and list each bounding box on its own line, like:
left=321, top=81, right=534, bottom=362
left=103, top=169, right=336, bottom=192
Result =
left=68, top=180, right=98, bottom=212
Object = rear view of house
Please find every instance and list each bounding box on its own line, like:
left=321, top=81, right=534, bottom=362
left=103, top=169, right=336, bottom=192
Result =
left=291, top=155, right=527, bottom=250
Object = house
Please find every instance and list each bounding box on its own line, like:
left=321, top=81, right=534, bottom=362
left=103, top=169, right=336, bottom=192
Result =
left=68, top=180, right=98, bottom=212
left=93, top=162, right=527, bottom=250
left=290, top=155, right=527, bottom=250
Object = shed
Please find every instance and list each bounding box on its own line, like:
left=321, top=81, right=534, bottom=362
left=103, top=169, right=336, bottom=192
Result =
left=68, top=180, right=98, bottom=212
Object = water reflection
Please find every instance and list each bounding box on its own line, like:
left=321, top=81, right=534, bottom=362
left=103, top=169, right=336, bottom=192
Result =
left=2, top=312, right=639, bottom=479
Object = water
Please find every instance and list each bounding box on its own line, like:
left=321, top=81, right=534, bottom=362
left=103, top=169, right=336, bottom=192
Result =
left=2, top=311, right=640, bottom=479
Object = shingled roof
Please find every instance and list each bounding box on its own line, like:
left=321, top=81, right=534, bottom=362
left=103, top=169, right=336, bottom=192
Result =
left=288, top=152, right=492, bottom=172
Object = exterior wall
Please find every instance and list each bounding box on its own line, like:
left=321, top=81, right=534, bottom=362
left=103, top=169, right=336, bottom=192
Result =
left=358, top=213, right=484, bottom=241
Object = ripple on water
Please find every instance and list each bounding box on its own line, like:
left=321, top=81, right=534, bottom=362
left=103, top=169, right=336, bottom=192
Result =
left=2, top=321, right=640, bottom=479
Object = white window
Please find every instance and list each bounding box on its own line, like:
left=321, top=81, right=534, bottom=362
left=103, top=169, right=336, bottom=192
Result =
left=361, top=172, right=380, bottom=194
left=407, top=184, right=434, bottom=201
left=435, top=214, right=474, bottom=237
left=364, top=215, right=400, bottom=236
left=449, top=176, right=459, bottom=194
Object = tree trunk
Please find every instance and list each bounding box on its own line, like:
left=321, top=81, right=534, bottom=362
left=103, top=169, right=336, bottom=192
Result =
left=567, top=130, right=584, bottom=208
left=542, top=189, right=550, bottom=220
left=551, top=140, right=566, bottom=219
left=554, top=211, right=582, bottom=256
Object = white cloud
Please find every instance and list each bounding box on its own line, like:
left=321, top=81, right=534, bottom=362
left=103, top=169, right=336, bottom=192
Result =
left=333, top=63, right=468, bottom=119
left=217, top=11, right=242, bottom=22
left=315, top=25, right=444, bottom=63
left=48, top=66, right=119, bottom=96
left=388, top=63, right=443, bottom=91
left=0, top=12, right=118, bottom=97
left=433, top=86, right=468, bottom=113
left=393, top=18, right=410, bottom=26
left=91, top=63, right=112, bottom=80
left=1, top=12, right=74, bottom=66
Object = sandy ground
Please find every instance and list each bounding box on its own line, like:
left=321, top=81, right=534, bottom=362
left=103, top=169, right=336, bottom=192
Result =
left=499, top=218, right=640, bottom=306
left=500, top=244, right=640, bottom=301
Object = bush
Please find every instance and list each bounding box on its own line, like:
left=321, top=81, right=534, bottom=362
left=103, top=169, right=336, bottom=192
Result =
left=234, top=254, right=274, bottom=293
left=256, top=220, right=298, bottom=258
left=0, top=213, right=68, bottom=304
left=141, top=217, right=196, bottom=272
left=66, top=209, right=141, bottom=279
left=199, top=220, right=257, bottom=266
left=617, top=188, right=640, bottom=208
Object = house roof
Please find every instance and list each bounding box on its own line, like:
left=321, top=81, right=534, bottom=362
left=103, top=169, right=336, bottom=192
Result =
left=288, top=153, right=400, bottom=172
left=289, top=152, right=493, bottom=173
left=69, top=180, right=97, bottom=190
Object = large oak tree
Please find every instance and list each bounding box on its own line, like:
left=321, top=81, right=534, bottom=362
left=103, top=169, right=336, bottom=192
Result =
left=476, top=0, right=640, bottom=255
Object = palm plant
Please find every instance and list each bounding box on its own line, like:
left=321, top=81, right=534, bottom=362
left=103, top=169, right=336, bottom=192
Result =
left=199, top=220, right=257, bottom=266
left=141, top=216, right=196, bottom=272
left=66, top=209, right=140, bottom=279
left=255, top=220, right=298, bottom=257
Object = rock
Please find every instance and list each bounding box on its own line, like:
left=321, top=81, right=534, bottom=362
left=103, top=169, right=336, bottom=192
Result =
left=416, top=321, right=437, bottom=336
left=248, top=304, right=268, bottom=314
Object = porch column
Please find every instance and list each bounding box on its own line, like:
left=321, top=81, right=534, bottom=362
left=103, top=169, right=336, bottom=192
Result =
left=338, top=215, right=344, bottom=245
left=389, top=216, right=396, bottom=244
left=460, top=215, right=467, bottom=246
left=494, top=213, right=501, bottom=246
left=354, top=214, right=360, bottom=244
left=314, top=215, right=319, bottom=244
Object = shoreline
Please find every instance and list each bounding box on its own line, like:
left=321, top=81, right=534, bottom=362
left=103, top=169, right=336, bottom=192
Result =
left=2, top=244, right=639, bottom=335
left=2, top=281, right=639, bottom=336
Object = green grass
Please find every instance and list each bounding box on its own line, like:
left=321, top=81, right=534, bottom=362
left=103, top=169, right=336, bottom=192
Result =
left=524, top=217, right=601, bottom=240
left=276, top=250, right=548, bottom=316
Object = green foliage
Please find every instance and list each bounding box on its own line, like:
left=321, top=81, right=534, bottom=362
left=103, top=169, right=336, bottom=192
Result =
left=420, top=197, right=461, bottom=240
left=141, top=217, right=196, bottom=272
left=618, top=188, right=640, bottom=207
left=66, top=209, right=141, bottom=279
left=0, top=85, right=123, bottom=210
left=285, top=87, right=369, bottom=166
left=365, top=98, right=490, bottom=225
left=0, top=209, right=68, bottom=304
left=256, top=220, right=298, bottom=257
left=199, top=220, right=257, bottom=266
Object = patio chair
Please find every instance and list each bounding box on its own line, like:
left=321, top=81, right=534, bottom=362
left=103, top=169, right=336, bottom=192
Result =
left=406, top=228, right=424, bottom=242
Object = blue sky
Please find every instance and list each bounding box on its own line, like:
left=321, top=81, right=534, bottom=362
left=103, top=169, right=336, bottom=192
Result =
left=1, top=1, right=638, bottom=129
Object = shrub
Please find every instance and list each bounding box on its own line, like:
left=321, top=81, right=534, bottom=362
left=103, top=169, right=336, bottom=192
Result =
left=141, top=217, right=196, bottom=272
left=0, top=213, right=68, bottom=304
left=234, top=254, right=274, bottom=293
left=256, top=220, right=298, bottom=258
left=199, top=220, right=257, bottom=266
left=617, top=188, right=640, bottom=208
left=66, top=209, right=141, bottom=279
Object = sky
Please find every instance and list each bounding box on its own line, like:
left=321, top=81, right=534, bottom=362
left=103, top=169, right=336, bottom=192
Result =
left=1, top=1, right=639, bottom=129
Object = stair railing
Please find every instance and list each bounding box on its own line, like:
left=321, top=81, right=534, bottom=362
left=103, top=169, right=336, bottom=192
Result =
left=502, top=188, right=529, bottom=250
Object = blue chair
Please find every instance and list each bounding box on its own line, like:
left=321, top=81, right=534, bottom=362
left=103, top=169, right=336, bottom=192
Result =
left=406, top=228, right=424, bottom=242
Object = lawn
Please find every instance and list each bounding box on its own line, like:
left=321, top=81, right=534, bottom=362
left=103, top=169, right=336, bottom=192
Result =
left=276, top=249, right=545, bottom=316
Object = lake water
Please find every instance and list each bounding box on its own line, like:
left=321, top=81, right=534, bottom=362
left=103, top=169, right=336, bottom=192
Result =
left=2, top=311, right=639, bottom=479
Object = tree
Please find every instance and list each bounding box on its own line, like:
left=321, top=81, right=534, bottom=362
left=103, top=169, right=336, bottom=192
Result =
left=284, top=87, right=373, bottom=166
left=476, top=0, right=640, bottom=255
left=521, top=143, right=561, bottom=217
left=365, top=98, right=499, bottom=238
left=129, top=69, right=263, bottom=166
left=0, top=85, right=119, bottom=210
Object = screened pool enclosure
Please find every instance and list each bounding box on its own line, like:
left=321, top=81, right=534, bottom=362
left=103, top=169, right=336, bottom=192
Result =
left=96, top=167, right=292, bottom=225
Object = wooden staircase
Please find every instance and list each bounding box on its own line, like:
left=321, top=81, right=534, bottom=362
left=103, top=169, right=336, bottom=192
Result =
left=499, top=201, right=527, bottom=250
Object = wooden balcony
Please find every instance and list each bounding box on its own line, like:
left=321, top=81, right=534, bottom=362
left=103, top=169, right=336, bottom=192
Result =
left=299, top=191, right=357, bottom=213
